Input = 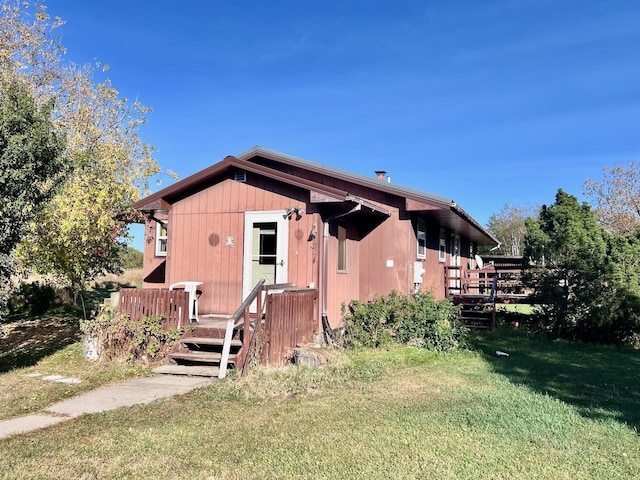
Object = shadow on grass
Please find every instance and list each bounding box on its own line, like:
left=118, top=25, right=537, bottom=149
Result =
left=0, top=274, right=139, bottom=374
left=0, top=313, right=81, bottom=373
left=471, top=328, right=640, bottom=433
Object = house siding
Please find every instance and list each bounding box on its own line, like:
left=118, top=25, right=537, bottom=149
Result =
left=137, top=150, right=497, bottom=333
left=148, top=177, right=319, bottom=316
left=324, top=220, right=361, bottom=328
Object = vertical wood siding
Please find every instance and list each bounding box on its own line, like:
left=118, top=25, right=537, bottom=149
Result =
left=140, top=162, right=487, bottom=331
left=167, top=178, right=318, bottom=316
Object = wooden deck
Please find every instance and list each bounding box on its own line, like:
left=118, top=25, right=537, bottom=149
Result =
left=446, top=257, right=530, bottom=329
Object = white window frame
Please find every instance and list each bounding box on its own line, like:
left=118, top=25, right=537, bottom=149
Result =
left=155, top=221, right=167, bottom=257
left=416, top=218, right=426, bottom=259
left=439, top=229, right=446, bottom=263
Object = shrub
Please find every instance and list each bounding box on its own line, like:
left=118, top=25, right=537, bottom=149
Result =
left=8, top=281, right=58, bottom=315
left=341, top=291, right=467, bottom=352
left=81, top=305, right=184, bottom=364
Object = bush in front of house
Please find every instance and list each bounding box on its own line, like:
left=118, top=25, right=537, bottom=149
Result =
left=341, top=291, right=467, bottom=352
left=81, top=306, right=183, bottom=364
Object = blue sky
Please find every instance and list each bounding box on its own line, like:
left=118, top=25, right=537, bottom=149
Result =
left=47, top=0, right=640, bottom=250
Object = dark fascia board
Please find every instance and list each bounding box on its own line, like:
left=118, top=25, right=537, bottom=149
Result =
left=133, top=145, right=498, bottom=246
left=133, top=197, right=171, bottom=212
left=133, top=155, right=350, bottom=210
left=450, top=202, right=500, bottom=246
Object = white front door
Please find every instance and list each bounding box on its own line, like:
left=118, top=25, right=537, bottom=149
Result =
left=242, top=211, right=289, bottom=308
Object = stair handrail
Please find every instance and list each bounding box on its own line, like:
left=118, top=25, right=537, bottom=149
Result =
left=238, top=283, right=297, bottom=375
left=218, top=279, right=265, bottom=379
left=240, top=289, right=268, bottom=375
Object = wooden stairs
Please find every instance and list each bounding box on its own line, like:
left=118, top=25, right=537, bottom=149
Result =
left=148, top=281, right=319, bottom=378
left=154, top=318, right=248, bottom=377
left=153, top=279, right=267, bottom=379
left=454, top=295, right=496, bottom=330
left=453, top=276, right=498, bottom=330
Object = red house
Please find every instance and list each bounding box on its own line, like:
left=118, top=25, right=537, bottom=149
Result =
left=133, top=146, right=498, bottom=336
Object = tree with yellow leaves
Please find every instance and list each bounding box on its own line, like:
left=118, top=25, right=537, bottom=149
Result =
left=0, top=1, right=172, bottom=297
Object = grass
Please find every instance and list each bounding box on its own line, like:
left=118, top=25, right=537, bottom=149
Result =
left=472, top=327, right=640, bottom=431
left=0, top=314, right=150, bottom=421
left=0, top=333, right=638, bottom=479
left=0, top=269, right=150, bottom=420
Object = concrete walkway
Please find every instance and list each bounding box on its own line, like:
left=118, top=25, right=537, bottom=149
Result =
left=0, top=375, right=211, bottom=440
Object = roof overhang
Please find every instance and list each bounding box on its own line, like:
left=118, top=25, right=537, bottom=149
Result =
left=132, top=146, right=498, bottom=247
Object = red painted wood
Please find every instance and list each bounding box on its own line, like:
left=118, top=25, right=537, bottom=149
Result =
left=119, top=288, right=189, bottom=330
left=264, top=289, right=318, bottom=366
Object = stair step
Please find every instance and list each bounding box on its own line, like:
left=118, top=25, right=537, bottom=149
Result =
left=193, top=321, right=251, bottom=330
left=153, top=364, right=220, bottom=377
left=181, top=337, right=242, bottom=347
left=169, top=351, right=237, bottom=363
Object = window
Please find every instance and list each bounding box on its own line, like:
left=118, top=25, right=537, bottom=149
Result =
left=439, top=229, right=446, bottom=262
left=416, top=218, right=426, bottom=259
left=155, top=221, right=167, bottom=257
left=337, top=222, right=347, bottom=272
left=256, top=223, right=277, bottom=265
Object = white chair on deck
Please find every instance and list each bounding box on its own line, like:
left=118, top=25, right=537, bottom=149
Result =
left=169, top=281, right=203, bottom=324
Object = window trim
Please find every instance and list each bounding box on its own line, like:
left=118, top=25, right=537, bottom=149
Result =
left=155, top=221, right=168, bottom=257
left=416, top=218, right=427, bottom=260
left=439, top=229, right=446, bottom=263
left=337, top=222, right=348, bottom=273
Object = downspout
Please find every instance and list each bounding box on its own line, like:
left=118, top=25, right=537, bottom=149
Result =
left=320, top=208, right=361, bottom=345
left=321, top=220, right=333, bottom=345
left=319, top=202, right=390, bottom=344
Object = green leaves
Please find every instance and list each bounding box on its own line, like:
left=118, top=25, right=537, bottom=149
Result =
left=524, top=189, right=640, bottom=345
left=341, top=291, right=467, bottom=352
left=0, top=83, right=66, bottom=310
left=0, top=2, right=167, bottom=291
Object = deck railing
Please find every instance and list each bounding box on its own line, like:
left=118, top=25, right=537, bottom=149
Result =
left=119, top=282, right=319, bottom=375
left=235, top=284, right=319, bottom=374
left=119, top=288, right=189, bottom=329
left=446, top=265, right=527, bottom=298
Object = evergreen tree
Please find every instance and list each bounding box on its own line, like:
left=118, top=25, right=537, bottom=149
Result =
left=524, top=190, right=611, bottom=339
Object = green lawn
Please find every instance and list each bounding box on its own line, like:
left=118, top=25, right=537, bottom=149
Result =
left=0, top=314, right=150, bottom=420
left=0, top=329, right=638, bottom=479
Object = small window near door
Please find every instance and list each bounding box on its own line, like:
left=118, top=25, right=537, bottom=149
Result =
left=156, top=221, right=167, bottom=257
left=439, top=229, right=446, bottom=262
left=416, top=218, right=426, bottom=259
left=338, top=222, right=347, bottom=272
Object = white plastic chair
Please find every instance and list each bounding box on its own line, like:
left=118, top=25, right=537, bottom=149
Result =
left=169, top=281, right=203, bottom=324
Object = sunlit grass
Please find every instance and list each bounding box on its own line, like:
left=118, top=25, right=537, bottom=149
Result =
left=0, top=269, right=151, bottom=420
left=1, top=338, right=639, bottom=479
left=0, top=339, right=149, bottom=421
